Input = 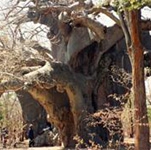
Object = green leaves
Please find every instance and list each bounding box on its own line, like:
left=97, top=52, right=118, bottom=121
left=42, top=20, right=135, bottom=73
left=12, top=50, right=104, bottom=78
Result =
left=93, top=0, right=151, bottom=11
left=0, top=114, right=3, bottom=121
left=118, top=0, right=151, bottom=10
left=0, top=103, right=3, bottom=121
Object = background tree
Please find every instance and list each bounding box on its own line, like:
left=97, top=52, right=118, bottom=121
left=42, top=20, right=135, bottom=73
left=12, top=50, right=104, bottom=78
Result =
left=93, top=0, right=151, bottom=149
left=114, top=1, right=150, bottom=149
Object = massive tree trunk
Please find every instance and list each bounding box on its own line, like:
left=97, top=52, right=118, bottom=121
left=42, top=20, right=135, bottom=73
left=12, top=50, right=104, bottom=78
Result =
left=3, top=1, right=151, bottom=148
left=23, top=61, right=104, bottom=147
left=1, top=1, right=151, bottom=149
left=128, top=10, right=150, bottom=150
left=0, top=55, right=122, bottom=147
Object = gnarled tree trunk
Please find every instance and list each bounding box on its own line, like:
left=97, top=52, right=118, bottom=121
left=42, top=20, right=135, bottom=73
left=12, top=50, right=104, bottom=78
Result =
left=27, top=86, right=76, bottom=147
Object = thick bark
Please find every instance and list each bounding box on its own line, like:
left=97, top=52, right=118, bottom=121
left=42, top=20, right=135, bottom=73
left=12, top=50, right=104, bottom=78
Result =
left=94, top=25, right=123, bottom=69
left=129, top=10, right=150, bottom=150
left=72, top=16, right=105, bottom=40
left=0, top=59, right=109, bottom=147
left=23, top=61, right=97, bottom=147
left=27, top=86, right=76, bottom=147
left=2, top=1, right=151, bottom=148
left=3, top=60, right=95, bottom=147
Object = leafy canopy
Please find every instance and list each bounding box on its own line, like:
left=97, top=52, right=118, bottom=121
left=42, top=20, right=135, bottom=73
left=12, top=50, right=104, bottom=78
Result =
left=93, top=0, right=151, bottom=10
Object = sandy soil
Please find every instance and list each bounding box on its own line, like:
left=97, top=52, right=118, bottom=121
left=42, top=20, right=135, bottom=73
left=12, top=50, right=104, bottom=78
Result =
left=0, top=138, right=135, bottom=150
left=0, top=146, right=64, bottom=150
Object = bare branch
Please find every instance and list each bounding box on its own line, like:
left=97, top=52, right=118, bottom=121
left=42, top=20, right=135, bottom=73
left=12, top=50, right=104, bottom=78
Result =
left=118, top=11, right=131, bottom=47
left=28, top=1, right=106, bottom=39
left=87, top=7, right=121, bottom=26
left=94, top=24, right=124, bottom=68
left=72, top=15, right=105, bottom=40
left=0, top=79, right=24, bottom=93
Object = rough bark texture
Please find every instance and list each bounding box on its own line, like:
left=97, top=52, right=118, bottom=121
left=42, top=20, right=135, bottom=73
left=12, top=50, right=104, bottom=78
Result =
left=22, top=61, right=106, bottom=147
left=0, top=30, right=130, bottom=148
left=27, top=86, right=75, bottom=147
left=129, top=10, right=150, bottom=150
left=1, top=1, right=151, bottom=148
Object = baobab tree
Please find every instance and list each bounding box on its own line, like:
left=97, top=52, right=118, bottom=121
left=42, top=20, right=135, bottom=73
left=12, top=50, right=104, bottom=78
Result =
left=0, top=0, right=151, bottom=149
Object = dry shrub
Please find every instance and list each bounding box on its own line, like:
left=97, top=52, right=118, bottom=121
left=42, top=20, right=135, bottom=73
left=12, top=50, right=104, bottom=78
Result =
left=0, top=91, right=24, bottom=148
left=93, top=107, right=123, bottom=143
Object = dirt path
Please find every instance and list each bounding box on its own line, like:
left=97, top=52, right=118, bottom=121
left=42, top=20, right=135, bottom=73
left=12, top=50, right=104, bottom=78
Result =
left=0, top=138, right=135, bottom=150
left=1, top=146, right=63, bottom=150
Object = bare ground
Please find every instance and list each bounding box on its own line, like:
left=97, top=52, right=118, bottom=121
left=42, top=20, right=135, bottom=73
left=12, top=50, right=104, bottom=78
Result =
left=3, top=147, right=64, bottom=150
left=0, top=138, right=136, bottom=150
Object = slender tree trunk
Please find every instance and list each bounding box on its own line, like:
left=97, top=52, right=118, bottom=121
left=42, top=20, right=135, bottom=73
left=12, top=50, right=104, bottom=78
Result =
left=129, top=10, right=150, bottom=150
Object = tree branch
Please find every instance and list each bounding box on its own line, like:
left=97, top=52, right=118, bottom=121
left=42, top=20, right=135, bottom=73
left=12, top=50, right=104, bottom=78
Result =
left=87, top=7, right=121, bottom=26
left=118, top=11, right=131, bottom=47
left=28, top=1, right=106, bottom=39
left=0, top=79, right=24, bottom=93
left=94, top=24, right=124, bottom=69
left=72, top=15, right=105, bottom=40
